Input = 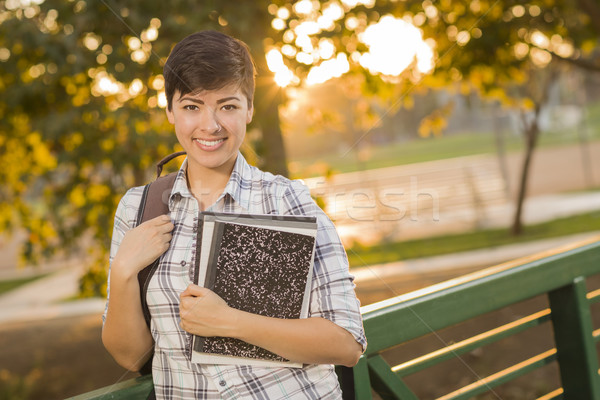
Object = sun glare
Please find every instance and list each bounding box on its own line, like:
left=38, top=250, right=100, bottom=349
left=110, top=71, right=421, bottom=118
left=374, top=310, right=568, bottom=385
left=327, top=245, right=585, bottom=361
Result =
left=270, top=9, right=434, bottom=87
left=359, top=15, right=434, bottom=77
left=306, top=53, right=350, bottom=85
left=93, top=73, right=121, bottom=96
left=266, top=48, right=298, bottom=87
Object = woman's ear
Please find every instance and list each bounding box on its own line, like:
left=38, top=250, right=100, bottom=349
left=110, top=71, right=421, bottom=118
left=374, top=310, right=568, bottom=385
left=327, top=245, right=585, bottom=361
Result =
left=246, top=104, right=254, bottom=124
left=166, top=106, right=175, bottom=124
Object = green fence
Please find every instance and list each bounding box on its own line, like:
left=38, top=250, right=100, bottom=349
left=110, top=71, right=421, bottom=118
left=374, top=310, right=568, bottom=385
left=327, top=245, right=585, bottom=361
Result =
left=70, top=236, right=600, bottom=399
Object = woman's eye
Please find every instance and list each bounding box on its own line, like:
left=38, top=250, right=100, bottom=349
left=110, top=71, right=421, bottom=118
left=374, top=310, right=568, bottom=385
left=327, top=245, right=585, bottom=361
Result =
left=222, top=104, right=238, bottom=111
left=184, top=105, right=198, bottom=111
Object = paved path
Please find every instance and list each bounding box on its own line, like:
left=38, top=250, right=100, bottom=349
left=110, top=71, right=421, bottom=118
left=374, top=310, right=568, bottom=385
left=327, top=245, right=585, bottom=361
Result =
left=0, top=261, right=105, bottom=324
left=353, top=231, right=600, bottom=284
left=304, top=141, right=600, bottom=244
left=333, top=190, right=600, bottom=245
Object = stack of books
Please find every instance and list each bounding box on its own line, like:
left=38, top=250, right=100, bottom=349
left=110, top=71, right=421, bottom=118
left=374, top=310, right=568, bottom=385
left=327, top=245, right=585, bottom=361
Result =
left=191, top=212, right=318, bottom=368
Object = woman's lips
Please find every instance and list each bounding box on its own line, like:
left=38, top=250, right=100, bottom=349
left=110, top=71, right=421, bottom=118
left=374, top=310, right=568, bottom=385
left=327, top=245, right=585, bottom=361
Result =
left=193, top=137, right=226, bottom=151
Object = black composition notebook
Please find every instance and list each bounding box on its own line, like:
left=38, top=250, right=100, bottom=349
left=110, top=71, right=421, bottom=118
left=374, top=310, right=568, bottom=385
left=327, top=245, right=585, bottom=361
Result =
left=191, top=212, right=318, bottom=368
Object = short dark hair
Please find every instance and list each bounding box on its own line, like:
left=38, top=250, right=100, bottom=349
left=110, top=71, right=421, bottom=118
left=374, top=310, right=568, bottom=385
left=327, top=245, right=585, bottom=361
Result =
left=163, top=30, right=256, bottom=110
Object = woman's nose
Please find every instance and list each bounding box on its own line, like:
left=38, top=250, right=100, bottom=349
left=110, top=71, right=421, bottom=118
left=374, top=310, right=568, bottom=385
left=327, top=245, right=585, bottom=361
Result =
left=199, top=109, right=221, bottom=132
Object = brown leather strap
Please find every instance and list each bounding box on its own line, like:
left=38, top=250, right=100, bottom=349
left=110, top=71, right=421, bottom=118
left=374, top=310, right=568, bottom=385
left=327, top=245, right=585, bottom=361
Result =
left=156, top=151, right=186, bottom=178
left=137, top=172, right=177, bottom=327
left=140, top=173, right=178, bottom=223
left=136, top=154, right=182, bottom=378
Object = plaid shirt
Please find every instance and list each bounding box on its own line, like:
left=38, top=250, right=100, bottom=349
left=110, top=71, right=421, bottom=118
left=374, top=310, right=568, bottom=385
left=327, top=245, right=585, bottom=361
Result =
left=104, top=153, right=366, bottom=399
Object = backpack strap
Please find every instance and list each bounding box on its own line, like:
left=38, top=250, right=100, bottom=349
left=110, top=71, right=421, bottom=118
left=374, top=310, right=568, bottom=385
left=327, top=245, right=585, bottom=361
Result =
left=156, top=151, right=186, bottom=178
left=136, top=172, right=178, bottom=328
left=134, top=152, right=185, bottom=376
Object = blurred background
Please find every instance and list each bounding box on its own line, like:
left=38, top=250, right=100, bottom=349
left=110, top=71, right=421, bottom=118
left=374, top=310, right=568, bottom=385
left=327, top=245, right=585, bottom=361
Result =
left=1, top=0, right=599, bottom=398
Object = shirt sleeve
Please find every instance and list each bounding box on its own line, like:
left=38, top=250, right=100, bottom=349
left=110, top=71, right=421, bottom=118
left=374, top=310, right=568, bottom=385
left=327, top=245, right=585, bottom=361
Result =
left=102, top=186, right=144, bottom=325
left=282, top=180, right=367, bottom=352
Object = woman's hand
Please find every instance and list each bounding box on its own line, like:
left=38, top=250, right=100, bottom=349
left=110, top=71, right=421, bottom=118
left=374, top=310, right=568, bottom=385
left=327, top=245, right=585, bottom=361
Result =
left=179, top=285, right=362, bottom=366
left=102, top=214, right=172, bottom=371
left=112, top=214, right=174, bottom=277
left=179, top=284, right=238, bottom=337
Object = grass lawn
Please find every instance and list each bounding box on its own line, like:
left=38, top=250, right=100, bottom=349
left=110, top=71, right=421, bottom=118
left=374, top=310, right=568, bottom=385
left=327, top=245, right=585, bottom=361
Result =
left=298, top=131, right=600, bottom=176
left=347, top=209, right=600, bottom=268
left=0, top=274, right=47, bottom=296
left=290, top=100, right=600, bottom=177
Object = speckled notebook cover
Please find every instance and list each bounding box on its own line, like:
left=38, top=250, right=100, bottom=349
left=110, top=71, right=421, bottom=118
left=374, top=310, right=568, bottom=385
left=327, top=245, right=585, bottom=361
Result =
left=191, top=213, right=317, bottom=368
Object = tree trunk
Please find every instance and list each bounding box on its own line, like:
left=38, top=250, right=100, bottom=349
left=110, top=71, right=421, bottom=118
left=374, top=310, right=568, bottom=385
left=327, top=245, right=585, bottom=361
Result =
left=249, top=27, right=289, bottom=178
left=254, top=82, right=289, bottom=177
left=511, top=64, right=558, bottom=236
left=493, top=107, right=511, bottom=199
left=511, top=116, right=540, bottom=236
left=576, top=71, right=595, bottom=188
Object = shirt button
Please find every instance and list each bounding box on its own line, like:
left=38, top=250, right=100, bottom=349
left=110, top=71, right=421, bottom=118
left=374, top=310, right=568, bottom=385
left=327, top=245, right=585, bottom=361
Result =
left=180, top=260, right=187, bottom=266
left=192, top=225, right=197, bottom=233
left=219, top=380, right=226, bottom=387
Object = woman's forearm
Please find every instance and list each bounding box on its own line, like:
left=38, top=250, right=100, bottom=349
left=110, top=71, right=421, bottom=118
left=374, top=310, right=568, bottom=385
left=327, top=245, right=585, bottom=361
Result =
left=231, top=312, right=362, bottom=367
left=180, top=285, right=363, bottom=367
left=102, top=263, right=154, bottom=371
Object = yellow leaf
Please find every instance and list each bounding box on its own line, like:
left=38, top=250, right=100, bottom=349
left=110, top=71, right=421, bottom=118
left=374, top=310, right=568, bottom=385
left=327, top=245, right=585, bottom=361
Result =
left=481, top=66, right=495, bottom=84
left=581, top=40, right=595, bottom=55
left=522, top=98, right=535, bottom=110
left=26, top=132, right=41, bottom=146
left=32, top=144, right=57, bottom=171
left=82, top=112, right=94, bottom=124
left=74, top=72, right=87, bottom=84
left=88, top=184, right=111, bottom=202
left=418, top=120, right=431, bottom=138
left=101, top=138, right=115, bottom=151
left=64, top=132, right=83, bottom=151
left=135, top=120, right=147, bottom=134
left=69, top=186, right=86, bottom=207
left=459, top=82, right=471, bottom=96
left=85, top=205, right=101, bottom=225
left=65, top=82, right=77, bottom=95
left=41, top=221, right=57, bottom=239
left=29, top=232, right=39, bottom=244
left=487, top=87, right=505, bottom=101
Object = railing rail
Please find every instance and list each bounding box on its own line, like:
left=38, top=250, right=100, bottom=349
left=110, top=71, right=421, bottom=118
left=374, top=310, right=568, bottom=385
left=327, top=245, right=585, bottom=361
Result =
left=69, top=235, right=600, bottom=400
left=355, top=235, right=600, bottom=399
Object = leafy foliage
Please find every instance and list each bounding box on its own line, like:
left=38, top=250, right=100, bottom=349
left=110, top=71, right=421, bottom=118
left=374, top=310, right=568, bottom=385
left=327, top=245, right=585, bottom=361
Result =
left=1, top=0, right=598, bottom=296
left=271, top=0, right=598, bottom=102
left=268, top=0, right=599, bottom=234
left=0, top=1, right=285, bottom=296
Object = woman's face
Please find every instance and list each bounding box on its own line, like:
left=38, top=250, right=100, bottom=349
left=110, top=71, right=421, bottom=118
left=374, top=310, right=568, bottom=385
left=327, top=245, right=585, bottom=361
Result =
left=166, top=84, right=253, bottom=176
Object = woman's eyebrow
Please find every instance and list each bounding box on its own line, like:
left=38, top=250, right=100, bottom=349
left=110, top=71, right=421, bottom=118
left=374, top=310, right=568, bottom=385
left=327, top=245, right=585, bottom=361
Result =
left=178, top=96, right=240, bottom=104
left=179, top=97, right=204, bottom=104
left=216, top=96, right=241, bottom=104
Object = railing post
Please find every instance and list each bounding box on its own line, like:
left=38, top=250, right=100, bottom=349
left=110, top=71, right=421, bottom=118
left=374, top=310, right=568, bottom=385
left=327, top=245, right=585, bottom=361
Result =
left=548, top=276, right=600, bottom=400
left=368, top=355, right=418, bottom=400
left=354, top=355, right=373, bottom=400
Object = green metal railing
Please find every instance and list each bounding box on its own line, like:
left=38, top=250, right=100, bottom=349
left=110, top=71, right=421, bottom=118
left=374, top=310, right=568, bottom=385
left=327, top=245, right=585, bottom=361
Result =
left=70, top=236, right=600, bottom=400
left=356, top=236, right=600, bottom=400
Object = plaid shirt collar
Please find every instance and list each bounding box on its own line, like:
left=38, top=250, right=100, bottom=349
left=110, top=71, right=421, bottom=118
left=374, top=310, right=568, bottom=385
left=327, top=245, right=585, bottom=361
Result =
left=169, top=152, right=252, bottom=211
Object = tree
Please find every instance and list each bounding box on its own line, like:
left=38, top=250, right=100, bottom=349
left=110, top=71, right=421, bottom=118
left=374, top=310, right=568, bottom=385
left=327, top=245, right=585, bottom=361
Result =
left=2, top=0, right=599, bottom=297
left=0, top=0, right=293, bottom=295
left=266, top=0, right=599, bottom=235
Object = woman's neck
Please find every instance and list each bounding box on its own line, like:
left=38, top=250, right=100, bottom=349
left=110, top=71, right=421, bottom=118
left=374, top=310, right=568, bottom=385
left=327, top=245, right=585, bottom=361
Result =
left=186, top=160, right=234, bottom=211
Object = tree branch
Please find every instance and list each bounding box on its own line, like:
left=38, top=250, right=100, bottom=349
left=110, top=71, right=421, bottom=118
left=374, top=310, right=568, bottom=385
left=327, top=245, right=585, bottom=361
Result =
left=550, top=51, right=600, bottom=73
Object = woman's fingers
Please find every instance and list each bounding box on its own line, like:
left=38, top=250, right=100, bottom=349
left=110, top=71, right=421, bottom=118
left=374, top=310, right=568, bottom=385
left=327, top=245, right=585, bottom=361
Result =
left=181, top=284, right=205, bottom=298
left=114, top=214, right=175, bottom=274
left=142, top=215, right=173, bottom=228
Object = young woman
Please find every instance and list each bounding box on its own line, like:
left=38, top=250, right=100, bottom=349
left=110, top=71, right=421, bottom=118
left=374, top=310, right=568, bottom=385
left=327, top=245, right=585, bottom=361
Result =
left=102, top=30, right=366, bottom=399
